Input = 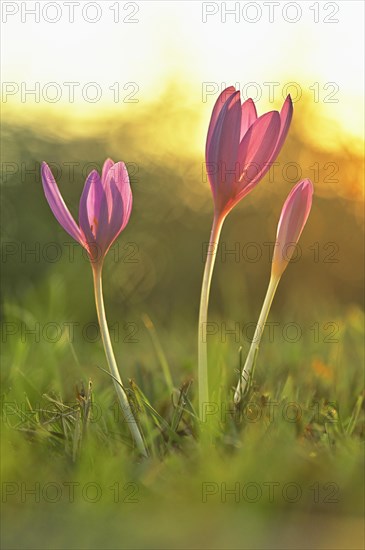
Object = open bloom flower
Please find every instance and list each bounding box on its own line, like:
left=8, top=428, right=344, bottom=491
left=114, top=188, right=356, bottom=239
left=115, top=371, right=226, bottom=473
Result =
left=41, top=158, right=146, bottom=455
left=198, top=87, right=293, bottom=416
left=206, top=86, right=293, bottom=218
left=272, top=178, right=313, bottom=278
left=41, top=159, right=132, bottom=263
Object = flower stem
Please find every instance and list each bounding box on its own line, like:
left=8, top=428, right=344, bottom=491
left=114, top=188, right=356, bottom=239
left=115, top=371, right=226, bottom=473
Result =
left=234, top=274, right=280, bottom=404
left=198, top=213, right=225, bottom=420
left=92, top=264, right=148, bottom=457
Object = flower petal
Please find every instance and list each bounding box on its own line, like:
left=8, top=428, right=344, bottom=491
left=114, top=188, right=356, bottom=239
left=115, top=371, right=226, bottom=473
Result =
left=240, top=98, right=258, bottom=140
left=41, top=162, right=84, bottom=245
left=267, top=94, right=293, bottom=166
left=106, top=162, right=133, bottom=230
left=272, top=179, right=313, bottom=276
left=87, top=162, right=133, bottom=257
left=79, top=169, right=103, bottom=243
left=95, top=182, right=124, bottom=255
left=206, top=90, right=242, bottom=198
left=106, top=181, right=125, bottom=248
left=101, top=158, right=114, bottom=184
left=276, top=179, right=313, bottom=244
left=236, top=110, right=281, bottom=197
left=206, top=86, right=237, bottom=152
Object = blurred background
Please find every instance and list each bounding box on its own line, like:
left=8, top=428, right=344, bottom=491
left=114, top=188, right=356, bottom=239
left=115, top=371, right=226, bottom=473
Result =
left=1, top=1, right=364, bottom=548
left=2, top=0, right=364, bottom=381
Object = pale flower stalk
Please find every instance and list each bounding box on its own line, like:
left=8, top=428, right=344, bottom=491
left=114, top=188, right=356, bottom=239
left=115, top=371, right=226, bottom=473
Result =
left=234, top=179, right=314, bottom=403
left=199, top=87, right=293, bottom=418
left=41, top=160, right=147, bottom=456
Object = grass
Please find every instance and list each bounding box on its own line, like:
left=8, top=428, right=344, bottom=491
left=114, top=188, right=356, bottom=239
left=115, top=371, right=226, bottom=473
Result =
left=1, top=111, right=364, bottom=548
left=1, top=300, right=364, bottom=549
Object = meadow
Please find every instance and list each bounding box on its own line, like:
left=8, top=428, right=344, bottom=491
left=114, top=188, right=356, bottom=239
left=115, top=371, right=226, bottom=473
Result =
left=1, top=89, right=364, bottom=549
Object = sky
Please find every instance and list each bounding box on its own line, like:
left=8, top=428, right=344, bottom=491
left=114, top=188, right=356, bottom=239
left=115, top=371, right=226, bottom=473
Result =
left=1, top=1, right=364, bottom=141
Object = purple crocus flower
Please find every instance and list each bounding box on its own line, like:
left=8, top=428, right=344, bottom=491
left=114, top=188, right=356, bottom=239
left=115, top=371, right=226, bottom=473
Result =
left=41, top=159, right=132, bottom=263
left=272, top=178, right=314, bottom=277
left=206, top=87, right=293, bottom=218
left=234, top=179, right=314, bottom=403
left=198, top=88, right=293, bottom=416
left=41, top=158, right=147, bottom=456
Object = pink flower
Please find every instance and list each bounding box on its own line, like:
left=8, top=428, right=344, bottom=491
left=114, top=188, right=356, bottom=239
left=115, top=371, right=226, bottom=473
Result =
left=41, top=159, right=132, bottom=263
left=272, top=178, right=313, bottom=277
left=206, top=87, right=293, bottom=218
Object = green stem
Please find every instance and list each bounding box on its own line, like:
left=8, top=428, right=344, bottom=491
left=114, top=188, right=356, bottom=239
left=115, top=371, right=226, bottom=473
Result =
left=234, top=275, right=280, bottom=404
left=92, top=264, right=148, bottom=457
left=198, top=213, right=225, bottom=420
